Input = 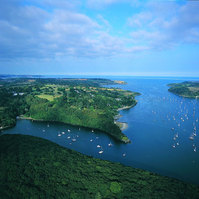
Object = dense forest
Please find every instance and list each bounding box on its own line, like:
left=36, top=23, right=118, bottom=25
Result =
left=168, top=81, right=199, bottom=98
left=0, top=78, right=139, bottom=143
left=1, top=134, right=199, bottom=199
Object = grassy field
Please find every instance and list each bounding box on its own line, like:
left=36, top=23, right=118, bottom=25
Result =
left=36, top=94, right=61, bottom=101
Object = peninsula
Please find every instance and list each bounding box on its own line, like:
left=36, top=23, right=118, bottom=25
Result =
left=0, top=77, right=139, bottom=143
left=168, top=81, right=199, bottom=98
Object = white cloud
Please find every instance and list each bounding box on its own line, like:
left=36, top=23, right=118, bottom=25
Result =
left=0, top=1, right=198, bottom=61
left=0, top=1, right=130, bottom=60
left=128, top=2, right=199, bottom=49
left=86, top=0, right=139, bottom=8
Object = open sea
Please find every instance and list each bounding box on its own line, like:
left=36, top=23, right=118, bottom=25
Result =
left=2, top=76, right=199, bottom=185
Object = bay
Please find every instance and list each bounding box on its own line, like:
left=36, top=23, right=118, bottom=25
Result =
left=2, top=76, right=199, bottom=185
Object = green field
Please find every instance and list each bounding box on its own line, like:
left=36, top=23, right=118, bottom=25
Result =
left=37, top=94, right=61, bottom=101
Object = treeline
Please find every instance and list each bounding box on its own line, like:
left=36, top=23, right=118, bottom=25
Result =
left=0, top=88, right=28, bottom=128
left=1, top=134, right=199, bottom=199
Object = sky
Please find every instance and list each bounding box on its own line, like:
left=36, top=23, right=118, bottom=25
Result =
left=0, top=0, right=199, bottom=76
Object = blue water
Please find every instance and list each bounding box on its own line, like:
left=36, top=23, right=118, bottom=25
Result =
left=2, top=76, right=199, bottom=185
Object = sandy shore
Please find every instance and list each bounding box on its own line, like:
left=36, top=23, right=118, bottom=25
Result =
left=114, top=105, right=135, bottom=131
left=115, top=121, right=128, bottom=131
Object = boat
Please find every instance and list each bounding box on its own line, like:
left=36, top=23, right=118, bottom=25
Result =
left=58, top=134, right=61, bottom=137
left=90, top=139, right=93, bottom=142
left=108, top=143, right=113, bottom=147
left=122, top=153, right=126, bottom=157
left=72, top=139, right=76, bottom=142
left=92, top=129, right=94, bottom=133
left=67, top=136, right=70, bottom=139
left=97, top=145, right=101, bottom=148
left=62, top=132, right=65, bottom=134
left=176, top=142, right=179, bottom=146
left=99, top=150, right=103, bottom=154
left=68, top=129, right=71, bottom=132
left=42, top=129, right=45, bottom=132
left=171, top=127, right=174, bottom=130
left=172, top=144, right=176, bottom=148
left=194, top=147, right=197, bottom=152
left=189, top=136, right=194, bottom=140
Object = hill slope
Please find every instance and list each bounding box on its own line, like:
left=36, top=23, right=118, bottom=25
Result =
left=0, top=134, right=199, bottom=199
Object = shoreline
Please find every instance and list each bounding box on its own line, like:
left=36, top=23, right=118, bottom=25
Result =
left=18, top=115, right=131, bottom=143
left=115, top=102, right=137, bottom=132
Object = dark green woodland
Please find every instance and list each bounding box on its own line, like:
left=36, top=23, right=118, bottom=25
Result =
left=1, top=134, right=199, bottom=199
left=168, top=81, right=199, bottom=98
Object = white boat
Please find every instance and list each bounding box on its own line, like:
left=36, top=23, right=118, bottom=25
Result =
left=58, top=134, right=61, bottom=137
left=92, top=129, right=94, bottom=133
left=99, top=150, right=103, bottom=154
left=68, top=129, right=71, bottom=132
left=72, top=139, right=76, bottom=142
left=62, top=132, right=65, bottom=134
left=189, top=136, right=194, bottom=140
left=194, top=147, right=197, bottom=152
left=122, top=153, right=126, bottom=157
left=97, top=145, right=101, bottom=148
left=67, top=136, right=70, bottom=139
left=172, top=144, right=176, bottom=148
left=176, top=142, right=179, bottom=146
left=42, top=129, right=45, bottom=132
left=108, top=143, right=112, bottom=147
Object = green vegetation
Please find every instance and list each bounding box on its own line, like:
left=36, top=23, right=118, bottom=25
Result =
left=0, top=78, right=139, bottom=142
left=1, top=134, right=199, bottom=199
left=168, top=81, right=199, bottom=98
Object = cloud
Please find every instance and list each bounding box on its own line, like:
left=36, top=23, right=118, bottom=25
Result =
left=128, top=1, right=199, bottom=50
left=0, top=0, right=134, bottom=60
left=86, top=0, right=140, bottom=9
left=0, top=0, right=198, bottom=61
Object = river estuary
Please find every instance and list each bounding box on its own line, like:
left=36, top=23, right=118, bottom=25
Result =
left=2, top=76, right=199, bottom=185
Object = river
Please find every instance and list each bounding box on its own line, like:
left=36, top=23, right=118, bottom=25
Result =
left=2, top=76, right=199, bottom=185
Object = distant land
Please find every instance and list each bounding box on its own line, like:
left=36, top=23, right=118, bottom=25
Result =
left=1, top=134, right=199, bottom=199
left=168, top=81, right=199, bottom=98
left=0, top=77, right=139, bottom=143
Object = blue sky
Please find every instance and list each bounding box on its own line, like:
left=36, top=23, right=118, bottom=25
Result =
left=0, top=0, right=199, bottom=76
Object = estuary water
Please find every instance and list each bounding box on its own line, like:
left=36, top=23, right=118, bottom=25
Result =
left=2, top=77, right=199, bottom=185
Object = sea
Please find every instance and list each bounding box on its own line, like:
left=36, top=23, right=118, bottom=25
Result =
left=1, top=76, right=199, bottom=185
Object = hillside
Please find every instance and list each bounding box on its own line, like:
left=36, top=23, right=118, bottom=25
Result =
left=0, top=134, right=199, bottom=199
left=0, top=78, right=139, bottom=143
left=168, top=81, right=199, bottom=98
